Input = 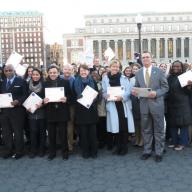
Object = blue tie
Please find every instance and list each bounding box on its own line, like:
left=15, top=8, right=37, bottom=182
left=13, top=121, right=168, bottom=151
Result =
left=6, top=80, right=11, bottom=90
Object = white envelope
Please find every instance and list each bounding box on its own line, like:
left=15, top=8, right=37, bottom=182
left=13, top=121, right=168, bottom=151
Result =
left=5, top=51, right=24, bottom=69
left=45, top=87, right=65, bottom=102
left=178, top=70, right=192, bottom=87
left=23, top=92, right=43, bottom=113
left=133, top=87, right=152, bottom=97
left=0, top=93, right=13, bottom=108
left=104, top=47, right=115, bottom=62
left=107, top=86, right=125, bottom=101
left=77, top=85, right=98, bottom=109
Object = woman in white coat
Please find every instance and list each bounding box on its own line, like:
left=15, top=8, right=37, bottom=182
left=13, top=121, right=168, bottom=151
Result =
left=102, top=59, right=135, bottom=155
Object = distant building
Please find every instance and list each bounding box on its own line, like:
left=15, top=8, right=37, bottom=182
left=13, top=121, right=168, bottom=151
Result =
left=0, top=11, right=44, bottom=67
left=63, top=12, right=192, bottom=65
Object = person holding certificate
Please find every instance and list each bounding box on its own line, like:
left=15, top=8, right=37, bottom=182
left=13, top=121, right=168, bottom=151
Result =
left=167, top=60, right=192, bottom=151
left=73, top=64, right=98, bottom=159
left=132, top=51, right=169, bottom=162
left=102, top=59, right=134, bottom=156
left=27, top=68, right=46, bottom=158
left=43, top=65, right=71, bottom=160
left=1, top=64, right=27, bottom=159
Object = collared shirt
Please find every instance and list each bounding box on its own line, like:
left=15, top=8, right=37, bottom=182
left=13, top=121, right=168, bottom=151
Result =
left=6, top=75, right=16, bottom=85
left=143, top=65, right=152, bottom=85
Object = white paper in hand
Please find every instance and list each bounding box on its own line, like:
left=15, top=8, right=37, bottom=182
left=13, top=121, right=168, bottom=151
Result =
left=15, top=64, right=28, bottom=77
left=45, top=87, right=65, bottom=102
left=104, top=47, right=115, bottom=62
left=178, top=70, right=192, bottom=87
left=0, top=93, right=13, bottom=108
left=23, top=92, right=43, bottom=113
left=5, top=52, right=24, bottom=69
left=77, top=85, right=98, bottom=109
left=107, top=86, right=125, bottom=101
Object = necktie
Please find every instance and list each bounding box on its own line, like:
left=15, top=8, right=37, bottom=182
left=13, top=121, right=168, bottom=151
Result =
left=6, top=80, right=11, bottom=90
left=145, top=69, right=150, bottom=87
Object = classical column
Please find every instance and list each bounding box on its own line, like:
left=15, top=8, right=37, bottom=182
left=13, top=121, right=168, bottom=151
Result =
left=63, top=38, right=68, bottom=64
left=115, top=40, right=118, bottom=58
left=131, top=39, right=135, bottom=60
left=164, top=38, right=168, bottom=62
left=123, top=39, right=126, bottom=64
left=148, top=38, right=151, bottom=52
left=98, top=40, right=102, bottom=63
left=156, top=38, right=160, bottom=62
left=189, top=37, right=192, bottom=63
left=106, top=40, right=110, bottom=48
left=173, top=37, right=176, bottom=60
left=181, top=37, right=185, bottom=62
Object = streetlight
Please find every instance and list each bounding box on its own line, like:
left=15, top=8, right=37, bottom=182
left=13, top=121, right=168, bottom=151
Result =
left=136, top=14, right=143, bottom=61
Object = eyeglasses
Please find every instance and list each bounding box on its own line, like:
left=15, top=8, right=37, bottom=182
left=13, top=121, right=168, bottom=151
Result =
left=4, top=69, right=13, bottom=72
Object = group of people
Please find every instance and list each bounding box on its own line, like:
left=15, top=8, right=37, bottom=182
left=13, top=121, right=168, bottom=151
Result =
left=0, top=51, right=192, bottom=163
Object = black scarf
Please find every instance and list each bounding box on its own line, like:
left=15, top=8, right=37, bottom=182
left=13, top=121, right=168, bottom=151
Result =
left=108, top=72, right=121, bottom=87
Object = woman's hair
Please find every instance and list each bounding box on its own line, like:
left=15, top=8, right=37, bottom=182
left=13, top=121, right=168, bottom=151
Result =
left=32, top=67, right=44, bottom=81
left=78, top=64, right=90, bottom=73
left=47, top=64, right=60, bottom=73
left=131, top=63, right=141, bottom=69
left=109, top=59, right=122, bottom=71
left=170, top=60, right=185, bottom=74
left=23, top=66, right=34, bottom=80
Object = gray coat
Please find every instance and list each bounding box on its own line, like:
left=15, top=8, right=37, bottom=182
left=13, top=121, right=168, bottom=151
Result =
left=135, top=66, right=169, bottom=114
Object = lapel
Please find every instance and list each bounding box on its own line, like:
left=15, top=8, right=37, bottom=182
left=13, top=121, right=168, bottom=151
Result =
left=139, top=68, right=146, bottom=88
left=7, top=77, right=17, bottom=91
left=149, top=67, right=156, bottom=88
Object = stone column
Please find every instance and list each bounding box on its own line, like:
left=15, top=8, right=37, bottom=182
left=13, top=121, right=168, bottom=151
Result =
left=98, top=40, right=102, bottom=63
left=189, top=37, right=192, bottom=63
left=181, top=37, right=185, bottom=62
left=131, top=39, right=135, bottom=60
left=115, top=40, right=118, bottom=59
left=173, top=37, right=176, bottom=60
left=148, top=38, right=151, bottom=52
left=164, top=37, right=168, bottom=62
left=123, top=39, right=126, bottom=64
left=156, top=38, right=160, bottom=62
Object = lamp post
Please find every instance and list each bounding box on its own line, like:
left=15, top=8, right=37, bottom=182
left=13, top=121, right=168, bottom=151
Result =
left=136, top=14, right=143, bottom=59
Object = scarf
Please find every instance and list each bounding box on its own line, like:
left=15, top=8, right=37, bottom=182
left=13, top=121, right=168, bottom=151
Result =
left=29, top=80, right=42, bottom=93
left=74, top=75, right=95, bottom=98
left=107, top=72, right=121, bottom=87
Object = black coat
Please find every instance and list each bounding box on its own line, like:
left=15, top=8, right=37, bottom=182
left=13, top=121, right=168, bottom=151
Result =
left=73, top=80, right=98, bottom=125
left=167, top=75, right=192, bottom=128
left=44, top=77, right=71, bottom=122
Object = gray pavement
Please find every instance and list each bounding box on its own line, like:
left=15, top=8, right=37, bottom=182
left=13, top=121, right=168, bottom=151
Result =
left=0, top=145, right=192, bottom=192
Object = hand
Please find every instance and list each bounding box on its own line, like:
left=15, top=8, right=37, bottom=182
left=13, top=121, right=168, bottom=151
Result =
left=60, top=97, right=67, bottom=103
left=115, top=96, right=123, bottom=101
left=11, top=100, right=19, bottom=106
left=148, top=91, right=157, bottom=98
left=43, top=98, right=49, bottom=104
left=187, top=80, right=192, bottom=86
left=131, top=88, right=138, bottom=97
left=36, top=102, right=42, bottom=109
left=27, top=108, right=32, bottom=113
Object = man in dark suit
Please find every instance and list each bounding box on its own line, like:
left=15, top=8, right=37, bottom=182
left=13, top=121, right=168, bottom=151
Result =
left=132, top=51, right=169, bottom=162
left=1, top=64, right=27, bottom=159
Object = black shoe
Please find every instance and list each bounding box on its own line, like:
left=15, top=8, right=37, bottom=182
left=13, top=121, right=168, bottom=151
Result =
left=2, top=152, right=13, bottom=159
left=91, top=153, right=97, bottom=159
left=82, top=153, right=89, bottom=159
left=154, top=155, right=162, bottom=163
left=140, top=154, right=151, bottom=160
left=29, top=153, right=36, bottom=159
left=38, top=150, right=45, bottom=157
left=62, top=152, right=68, bottom=160
left=13, top=153, right=23, bottom=160
left=119, top=148, right=128, bottom=156
left=112, top=147, right=121, bottom=155
left=48, top=153, right=56, bottom=161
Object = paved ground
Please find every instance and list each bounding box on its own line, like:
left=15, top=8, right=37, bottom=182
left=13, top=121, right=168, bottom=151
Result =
left=0, top=145, right=192, bottom=192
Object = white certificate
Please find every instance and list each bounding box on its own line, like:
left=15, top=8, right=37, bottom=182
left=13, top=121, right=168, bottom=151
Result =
left=23, top=92, right=43, bottom=113
left=6, top=51, right=24, bottom=69
left=0, top=93, right=13, bottom=108
left=104, top=47, right=115, bottom=61
left=45, top=87, right=65, bottom=102
left=77, top=85, right=98, bottom=109
left=178, top=70, right=192, bottom=87
left=133, top=87, right=152, bottom=97
left=15, top=64, right=28, bottom=77
left=107, top=86, right=125, bottom=101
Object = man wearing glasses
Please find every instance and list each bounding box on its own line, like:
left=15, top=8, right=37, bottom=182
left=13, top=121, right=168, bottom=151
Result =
left=1, top=64, right=27, bottom=159
left=132, top=51, right=169, bottom=162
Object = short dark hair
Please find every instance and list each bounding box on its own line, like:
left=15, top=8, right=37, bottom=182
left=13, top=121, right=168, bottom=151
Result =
left=47, top=64, right=60, bottom=72
left=142, top=51, right=152, bottom=58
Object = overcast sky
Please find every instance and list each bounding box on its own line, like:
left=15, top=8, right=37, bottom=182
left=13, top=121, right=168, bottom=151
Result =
left=0, top=0, right=192, bottom=43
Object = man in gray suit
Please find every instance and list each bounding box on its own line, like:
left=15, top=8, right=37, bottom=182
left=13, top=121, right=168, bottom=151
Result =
left=132, top=51, right=169, bottom=162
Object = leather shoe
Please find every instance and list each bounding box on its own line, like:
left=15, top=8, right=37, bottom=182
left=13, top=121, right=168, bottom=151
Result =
left=48, top=153, right=56, bottom=161
left=140, top=154, right=151, bottom=160
left=154, top=155, right=162, bottom=163
left=2, top=152, right=13, bottom=159
left=62, top=152, right=68, bottom=160
left=13, top=153, right=23, bottom=160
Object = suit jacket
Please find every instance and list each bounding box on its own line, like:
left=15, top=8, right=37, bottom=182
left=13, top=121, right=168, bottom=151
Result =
left=1, top=76, right=28, bottom=107
left=135, top=66, right=169, bottom=114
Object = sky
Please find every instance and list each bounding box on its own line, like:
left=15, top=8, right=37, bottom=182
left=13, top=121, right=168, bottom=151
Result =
left=0, top=0, right=192, bottom=44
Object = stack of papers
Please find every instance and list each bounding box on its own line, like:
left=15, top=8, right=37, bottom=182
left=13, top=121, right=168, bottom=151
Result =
left=45, top=87, right=65, bottom=102
left=77, top=85, right=98, bottom=109
left=0, top=93, right=13, bottom=108
left=132, top=87, right=152, bottom=97
left=178, top=70, right=192, bottom=87
left=107, top=86, right=125, bottom=101
left=23, top=92, right=43, bottom=113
